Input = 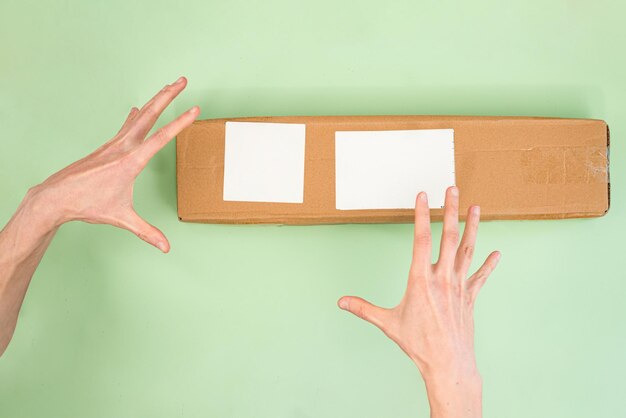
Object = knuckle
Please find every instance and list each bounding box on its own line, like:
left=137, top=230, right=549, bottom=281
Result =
left=161, top=85, right=176, bottom=96
left=145, top=105, right=159, bottom=119
left=445, top=281, right=463, bottom=297
left=475, top=269, right=489, bottom=282
left=124, top=148, right=148, bottom=168
left=414, top=231, right=431, bottom=243
left=444, top=229, right=460, bottom=243
left=356, top=304, right=367, bottom=320
left=409, top=264, right=429, bottom=280
left=153, top=128, right=169, bottom=143
left=462, top=244, right=475, bottom=258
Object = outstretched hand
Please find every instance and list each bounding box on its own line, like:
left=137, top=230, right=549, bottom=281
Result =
left=338, top=187, right=500, bottom=418
left=32, top=77, right=199, bottom=252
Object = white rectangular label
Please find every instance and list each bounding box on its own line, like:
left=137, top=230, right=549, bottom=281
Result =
left=223, top=122, right=306, bottom=203
left=335, top=129, right=455, bottom=210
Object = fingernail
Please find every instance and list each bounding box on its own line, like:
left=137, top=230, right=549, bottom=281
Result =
left=156, top=241, right=168, bottom=252
left=418, top=192, right=427, bottom=201
left=188, top=106, right=199, bottom=114
left=339, top=299, right=349, bottom=310
left=471, top=206, right=480, bottom=216
left=175, top=76, right=185, bottom=84
left=450, top=186, right=459, bottom=196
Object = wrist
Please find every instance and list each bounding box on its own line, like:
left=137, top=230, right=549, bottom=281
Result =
left=19, top=184, right=67, bottom=231
left=423, top=369, right=483, bottom=418
left=0, top=185, right=63, bottom=276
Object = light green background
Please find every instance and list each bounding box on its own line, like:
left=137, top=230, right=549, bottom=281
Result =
left=0, top=0, right=623, bottom=417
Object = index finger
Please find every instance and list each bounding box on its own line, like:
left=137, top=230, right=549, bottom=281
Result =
left=135, top=106, right=200, bottom=167
left=128, top=76, right=188, bottom=140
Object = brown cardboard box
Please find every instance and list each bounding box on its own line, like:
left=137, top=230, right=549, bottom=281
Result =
left=176, top=116, right=609, bottom=224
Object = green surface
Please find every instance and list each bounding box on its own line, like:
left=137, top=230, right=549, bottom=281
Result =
left=0, top=0, right=624, bottom=417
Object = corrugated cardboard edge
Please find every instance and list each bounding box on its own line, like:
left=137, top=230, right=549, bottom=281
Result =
left=606, top=123, right=611, bottom=215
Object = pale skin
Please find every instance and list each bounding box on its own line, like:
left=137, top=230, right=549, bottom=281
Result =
left=0, top=77, right=199, bottom=356
left=338, top=187, right=500, bottom=418
left=1, top=80, right=497, bottom=416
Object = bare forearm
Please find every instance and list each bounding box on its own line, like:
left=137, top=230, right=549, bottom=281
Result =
left=0, top=78, right=195, bottom=357
left=0, top=186, right=60, bottom=355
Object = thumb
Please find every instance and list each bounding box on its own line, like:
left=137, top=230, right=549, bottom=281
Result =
left=122, top=211, right=170, bottom=253
left=338, top=296, right=390, bottom=331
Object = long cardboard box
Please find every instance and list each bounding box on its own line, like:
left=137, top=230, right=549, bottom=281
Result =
left=176, top=116, right=610, bottom=224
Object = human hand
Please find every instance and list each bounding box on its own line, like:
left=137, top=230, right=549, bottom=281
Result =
left=338, top=187, right=500, bottom=418
left=28, top=77, right=199, bottom=252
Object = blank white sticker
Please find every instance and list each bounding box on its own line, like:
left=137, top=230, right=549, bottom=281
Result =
left=335, top=129, right=455, bottom=210
left=223, top=122, right=306, bottom=203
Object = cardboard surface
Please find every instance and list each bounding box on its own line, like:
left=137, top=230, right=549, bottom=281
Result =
left=177, top=116, right=610, bottom=224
